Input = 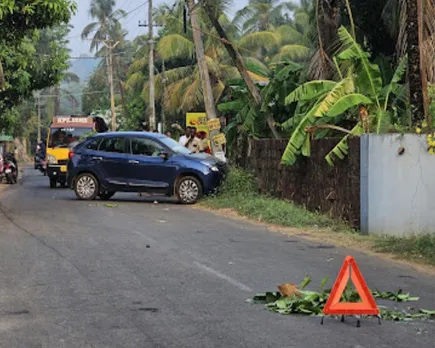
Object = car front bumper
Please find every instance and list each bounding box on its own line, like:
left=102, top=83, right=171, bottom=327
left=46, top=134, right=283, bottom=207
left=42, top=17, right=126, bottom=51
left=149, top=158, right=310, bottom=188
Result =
left=203, top=168, right=227, bottom=195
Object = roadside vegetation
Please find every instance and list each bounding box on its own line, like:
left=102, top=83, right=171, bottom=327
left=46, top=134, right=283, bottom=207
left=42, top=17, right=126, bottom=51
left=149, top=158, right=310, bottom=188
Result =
left=203, top=168, right=435, bottom=267
left=204, top=167, right=347, bottom=231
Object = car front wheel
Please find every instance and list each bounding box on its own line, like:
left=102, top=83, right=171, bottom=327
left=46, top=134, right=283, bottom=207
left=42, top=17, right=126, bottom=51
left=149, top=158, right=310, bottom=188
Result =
left=175, top=176, right=203, bottom=204
left=74, top=173, right=99, bottom=200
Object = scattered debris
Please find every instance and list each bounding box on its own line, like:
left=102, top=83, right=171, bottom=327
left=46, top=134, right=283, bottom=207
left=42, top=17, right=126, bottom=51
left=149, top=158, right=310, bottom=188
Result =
left=247, top=276, right=435, bottom=321
left=278, top=283, right=301, bottom=297
left=104, top=203, right=119, bottom=208
left=373, top=289, right=419, bottom=302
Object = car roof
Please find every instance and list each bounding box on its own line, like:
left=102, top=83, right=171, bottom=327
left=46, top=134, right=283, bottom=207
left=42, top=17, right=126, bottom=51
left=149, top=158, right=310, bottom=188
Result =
left=92, top=131, right=167, bottom=140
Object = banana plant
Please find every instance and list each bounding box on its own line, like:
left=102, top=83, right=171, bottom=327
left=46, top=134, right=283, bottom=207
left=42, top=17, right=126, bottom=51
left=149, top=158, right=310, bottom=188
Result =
left=281, top=26, right=408, bottom=166
left=218, top=61, right=303, bottom=153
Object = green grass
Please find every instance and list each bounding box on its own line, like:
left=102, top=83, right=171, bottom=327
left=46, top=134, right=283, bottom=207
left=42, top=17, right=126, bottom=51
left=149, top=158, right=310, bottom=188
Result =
left=374, top=235, right=435, bottom=266
left=203, top=168, right=349, bottom=231
left=203, top=167, right=435, bottom=267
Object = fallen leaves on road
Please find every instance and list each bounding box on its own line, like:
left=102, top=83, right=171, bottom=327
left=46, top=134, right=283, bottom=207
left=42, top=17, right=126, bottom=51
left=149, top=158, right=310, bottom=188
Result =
left=104, top=203, right=119, bottom=208
left=247, top=276, right=435, bottom=322
left=278, top=284, right=301, bottom=297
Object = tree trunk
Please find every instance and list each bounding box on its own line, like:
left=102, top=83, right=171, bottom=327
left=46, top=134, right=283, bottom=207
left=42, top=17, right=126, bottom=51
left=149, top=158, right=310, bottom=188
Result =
left=201, top=0, right=280, bottom=139
left=118, top=80, right=129, bottom=121
left=187, top=0, right=224, bottom=159
left=0, top=58, right=5, bottom=90
left=55, top=85, right=61, bottom=115
left=321, top=0, right=342, bottom=54
left=311, top=0, right=342, bottom=80
left=406, top=0, right=426, bottom=124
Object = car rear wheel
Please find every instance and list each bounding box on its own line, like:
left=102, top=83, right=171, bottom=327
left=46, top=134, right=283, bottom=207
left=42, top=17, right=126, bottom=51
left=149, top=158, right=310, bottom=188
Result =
left=99, top=191, right=116, bottom=200
left=175, top=176, right=202, bottom=204
left=74, top=173, right=99, bottom=200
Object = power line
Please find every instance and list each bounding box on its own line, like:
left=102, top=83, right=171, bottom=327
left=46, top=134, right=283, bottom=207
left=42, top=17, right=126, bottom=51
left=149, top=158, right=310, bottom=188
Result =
left=36, top=50, right=128, bottom=60
left=67, top=1, right=150, bottom=40
left=38, top=90, right=108, bottom=98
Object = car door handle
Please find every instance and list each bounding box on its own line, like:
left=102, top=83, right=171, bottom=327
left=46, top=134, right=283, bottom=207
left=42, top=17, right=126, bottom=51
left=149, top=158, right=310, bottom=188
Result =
left=129, top=160, right=139, bottom=164
left=92, top=156, right=104, bottom=161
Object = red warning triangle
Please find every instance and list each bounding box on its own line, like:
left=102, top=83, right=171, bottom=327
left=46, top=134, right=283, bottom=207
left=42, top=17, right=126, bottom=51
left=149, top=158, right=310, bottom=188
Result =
left=323, top=256, right=379, bottom=316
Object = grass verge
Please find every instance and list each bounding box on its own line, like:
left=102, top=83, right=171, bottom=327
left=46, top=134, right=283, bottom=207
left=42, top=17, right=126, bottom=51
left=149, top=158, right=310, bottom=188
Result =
left=201, top=168, right=435, bottom=268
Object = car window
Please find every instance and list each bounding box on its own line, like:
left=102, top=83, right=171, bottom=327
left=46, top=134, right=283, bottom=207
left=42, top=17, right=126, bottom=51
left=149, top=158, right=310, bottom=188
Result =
left=131, top=138, right=164, bottom=157
left=98, top=137, right=125, bottom=153
left=85, top=138, right=101, bottom=150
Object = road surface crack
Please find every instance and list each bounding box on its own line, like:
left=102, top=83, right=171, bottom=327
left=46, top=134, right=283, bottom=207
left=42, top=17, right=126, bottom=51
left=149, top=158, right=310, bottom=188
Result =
left=0, top=203, right=90, bottom=281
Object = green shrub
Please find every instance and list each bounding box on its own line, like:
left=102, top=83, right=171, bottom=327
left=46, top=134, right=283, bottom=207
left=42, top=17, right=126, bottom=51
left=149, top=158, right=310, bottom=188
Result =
left=205, top=167, right=347, bottom=230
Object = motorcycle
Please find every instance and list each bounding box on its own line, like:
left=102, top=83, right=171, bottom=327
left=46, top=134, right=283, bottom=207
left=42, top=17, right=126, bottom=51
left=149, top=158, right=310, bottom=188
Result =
left=34, top=153, right=47, bottom=175
left=1, top=152, right=18, bottom=184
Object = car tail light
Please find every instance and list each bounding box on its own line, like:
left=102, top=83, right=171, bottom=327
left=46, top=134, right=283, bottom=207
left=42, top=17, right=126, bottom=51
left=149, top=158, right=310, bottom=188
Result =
left=68, top=151, right=75, bottom=160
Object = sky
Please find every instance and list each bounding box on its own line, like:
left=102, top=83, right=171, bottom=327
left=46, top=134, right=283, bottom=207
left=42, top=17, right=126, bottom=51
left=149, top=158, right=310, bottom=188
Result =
left=68, top=0, right=251, bottom=56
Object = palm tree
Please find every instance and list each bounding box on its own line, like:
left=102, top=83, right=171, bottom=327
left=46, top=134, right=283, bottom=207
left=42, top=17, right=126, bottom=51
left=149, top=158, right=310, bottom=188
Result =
left=125, top=1, right=238, bottom=116
left=233, top=0, right=297, bottom=35
left=238, top=23, right=313, bottom=64
left=81, top=0, right=126, bottom=52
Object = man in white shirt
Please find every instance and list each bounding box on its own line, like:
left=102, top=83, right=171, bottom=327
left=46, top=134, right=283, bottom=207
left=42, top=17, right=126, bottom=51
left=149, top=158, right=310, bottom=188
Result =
left=179, top=127, right=191, bottom=146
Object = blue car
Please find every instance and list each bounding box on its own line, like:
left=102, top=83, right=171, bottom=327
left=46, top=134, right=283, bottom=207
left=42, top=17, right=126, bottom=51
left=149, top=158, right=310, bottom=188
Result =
left=66, top=132, right=227, bottom=204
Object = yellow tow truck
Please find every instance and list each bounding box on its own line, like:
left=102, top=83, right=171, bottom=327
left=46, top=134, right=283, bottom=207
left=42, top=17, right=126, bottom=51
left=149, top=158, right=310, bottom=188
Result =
left=45, top=115, right=108, bottom=188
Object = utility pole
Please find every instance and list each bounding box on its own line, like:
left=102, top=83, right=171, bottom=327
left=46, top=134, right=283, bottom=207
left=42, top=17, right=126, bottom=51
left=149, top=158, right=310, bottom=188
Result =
left=139, top=0, right=156, bottom=131
left=148, top=0, right=156, bottom=131
left=186, top=0, right=225, bottom=160
left=200, top=0, right=280, bottom=139
left=101, top=40, right=120, bottom=131
left=37, top=92, right=41, bottom=143
left=161, top=59, right=167, bottom=132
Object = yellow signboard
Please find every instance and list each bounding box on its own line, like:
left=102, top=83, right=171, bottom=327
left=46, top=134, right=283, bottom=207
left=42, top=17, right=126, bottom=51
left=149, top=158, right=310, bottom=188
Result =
left=186, top=112, right=209, bottom=135
left=207, top=119, right=221, bottom=131
left=213, top=133, right=226, bottom=146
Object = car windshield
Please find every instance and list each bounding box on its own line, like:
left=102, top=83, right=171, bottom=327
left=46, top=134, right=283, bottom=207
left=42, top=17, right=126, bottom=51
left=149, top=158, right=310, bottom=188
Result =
left=49, top=127, right=94, bottom=148
left=159, top=136, right=192, bottom=155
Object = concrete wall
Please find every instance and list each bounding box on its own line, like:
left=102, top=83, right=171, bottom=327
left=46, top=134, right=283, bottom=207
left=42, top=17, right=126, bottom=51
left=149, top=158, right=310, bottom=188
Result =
left=361, top=134, right=435, bottom=236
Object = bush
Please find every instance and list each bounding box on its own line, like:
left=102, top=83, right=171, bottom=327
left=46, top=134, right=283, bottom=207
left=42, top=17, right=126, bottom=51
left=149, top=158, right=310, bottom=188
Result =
left=218, top=167, right=258, bottom=196
left=205, top=167, right=347, bottom=230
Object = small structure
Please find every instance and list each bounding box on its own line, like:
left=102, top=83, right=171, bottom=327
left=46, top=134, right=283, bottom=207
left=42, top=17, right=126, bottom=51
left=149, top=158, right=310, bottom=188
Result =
left=0, top=132, right=14, bottom=157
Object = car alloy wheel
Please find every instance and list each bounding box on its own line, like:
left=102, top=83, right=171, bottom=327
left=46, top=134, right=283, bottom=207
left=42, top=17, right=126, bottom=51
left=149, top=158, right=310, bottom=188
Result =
left=75, top=173, right=99, bottom=200
left=176, top=176, right=202, bottom=204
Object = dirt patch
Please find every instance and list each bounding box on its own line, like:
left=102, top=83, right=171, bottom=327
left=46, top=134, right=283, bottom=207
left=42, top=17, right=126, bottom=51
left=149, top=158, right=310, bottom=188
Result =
left=194, top=205, right=435, bottom=276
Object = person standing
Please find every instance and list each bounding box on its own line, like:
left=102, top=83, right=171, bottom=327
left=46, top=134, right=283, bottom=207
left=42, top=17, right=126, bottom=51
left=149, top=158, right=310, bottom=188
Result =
left=185, top=127, right=202, bottom=154
left=198, top=131, right=211, bottom=154
left=179, top=127, right=191, bottom=146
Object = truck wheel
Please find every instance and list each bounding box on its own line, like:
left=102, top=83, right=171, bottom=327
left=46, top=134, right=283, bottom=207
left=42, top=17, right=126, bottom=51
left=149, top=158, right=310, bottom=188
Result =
left=50, top=178, right=57, bottom=189
left=175, top=176, right=203, bottom=204
left=74, top=173, right=99, bottom=200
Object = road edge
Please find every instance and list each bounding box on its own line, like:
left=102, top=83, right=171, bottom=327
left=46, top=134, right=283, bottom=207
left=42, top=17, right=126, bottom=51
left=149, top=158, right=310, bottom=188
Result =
left=0, top=164, right=26, bottom=197
left=194, top=205, right=435, bottom=276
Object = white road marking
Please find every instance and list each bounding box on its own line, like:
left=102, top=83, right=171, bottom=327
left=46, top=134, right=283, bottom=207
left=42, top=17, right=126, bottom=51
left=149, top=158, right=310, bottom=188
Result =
left=130, top=230, right=253, bottom=292
left=193, top=261, right=253, bottom=292
left=130, top=230, right=159, bottom=244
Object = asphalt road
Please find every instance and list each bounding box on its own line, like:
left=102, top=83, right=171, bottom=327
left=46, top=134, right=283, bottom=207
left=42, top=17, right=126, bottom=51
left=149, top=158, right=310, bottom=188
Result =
left=0, top=168, right=434, bottom=347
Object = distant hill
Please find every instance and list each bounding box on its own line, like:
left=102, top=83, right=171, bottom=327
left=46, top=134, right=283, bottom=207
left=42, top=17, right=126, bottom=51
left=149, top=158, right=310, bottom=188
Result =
left=68, top=56, right=102, bottom=82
